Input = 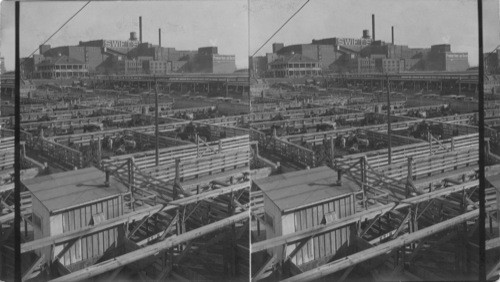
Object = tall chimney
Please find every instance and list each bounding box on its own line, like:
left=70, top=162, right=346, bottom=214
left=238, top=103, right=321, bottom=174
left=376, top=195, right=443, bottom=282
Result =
left=139, top=16, right=143, bottom=43
left=372, top=14, right=375, bottom=41
left=392, top=26, right=394, bottom=44
left=159, top=28, right=161, bottom=47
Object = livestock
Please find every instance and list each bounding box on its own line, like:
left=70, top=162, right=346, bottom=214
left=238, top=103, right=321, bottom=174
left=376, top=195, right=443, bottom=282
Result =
left=316, top=123, right=335, bottom=132
left=335, top=135, right=347, bottom=149
left=357, top=138, right=370, bottom=148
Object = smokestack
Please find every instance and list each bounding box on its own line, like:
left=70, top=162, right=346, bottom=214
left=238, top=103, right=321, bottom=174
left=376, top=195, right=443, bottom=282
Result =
left=372, top=14, right=375, bottom=41
left=139, top=16, right=142, bottom=43
left=391, top=26, right=394, bottom=44
left=159, top=28, right=161, bottom=47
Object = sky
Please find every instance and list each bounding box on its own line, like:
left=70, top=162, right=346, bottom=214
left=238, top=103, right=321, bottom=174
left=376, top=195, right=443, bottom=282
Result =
left=250, top=0, right=500, bottom=67
left=0, top=0, right=249, bottom=70
left=1, top=0, right=499, bottom=71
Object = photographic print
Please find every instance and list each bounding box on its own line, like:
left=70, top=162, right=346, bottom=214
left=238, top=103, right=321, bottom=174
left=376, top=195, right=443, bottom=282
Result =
left=0, top=1, right=250, bottom=281
left=249, top=0, right=483, bottom=281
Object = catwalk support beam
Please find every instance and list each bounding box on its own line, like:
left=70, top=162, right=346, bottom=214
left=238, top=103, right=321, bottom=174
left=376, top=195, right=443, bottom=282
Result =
left=22, top=182, right=250, bottom=253
left=50, top=212, right=249, bottom=282
left=251, top=181, right=478, bottom=253
left=282, top=209, right=479, bottom=282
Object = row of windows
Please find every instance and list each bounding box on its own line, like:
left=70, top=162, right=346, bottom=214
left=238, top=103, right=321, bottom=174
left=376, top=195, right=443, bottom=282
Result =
left=383, top=61, right=403, bottom=66
left=38, top=72, right=89, bottom=78
left=270, top=63, right=319, bottom=69
left=271, top=70, right=322, bottom=77
left=126, top=62, right=142, bottom=67
left=38, top=65, right=86, bottom=71
left=150, top=62, right=169, bottom=68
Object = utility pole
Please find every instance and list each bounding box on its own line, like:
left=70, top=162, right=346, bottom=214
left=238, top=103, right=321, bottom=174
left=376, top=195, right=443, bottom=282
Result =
left=155, top=75, right=159, bottom=166
left=386, top=74, right=392, bottom=165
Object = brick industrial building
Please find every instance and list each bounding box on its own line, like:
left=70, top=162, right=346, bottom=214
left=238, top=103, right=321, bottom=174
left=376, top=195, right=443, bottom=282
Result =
left=252, top=36, right=469, bottom=77
left=36, top=56, right=89, bottom=79
left=21, top=18, right=237, bottom=78
left=268, top=54, right=322, bottom=77
left=251, top=15, right=469, bottom=77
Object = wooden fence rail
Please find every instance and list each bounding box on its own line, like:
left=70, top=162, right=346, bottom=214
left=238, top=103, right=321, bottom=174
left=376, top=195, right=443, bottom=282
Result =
left=19, top=107, right=122, bottom=122
left=143, top=149, right=251, bottom=185
left=102, top=135, right=250, bottom=172
left=38, top=137, right=83, bottom=169
left=49, top=121, right=189, bottom=146
left=376, top=146, right=478, bottom=181
left=285, top=120, right=422, bottom=144
left=0, top=137, right=15, bottom=170
left=128, top=130, right=192, bottom=148
left=20, top=114, right=134, bottom=131
left=362, top=129, right=424, bottom=147
left=250, top=112, right=366, bottom=130
left=270, top=137, right=316, bottom=168
left=345, top=133, right=478, bottom=169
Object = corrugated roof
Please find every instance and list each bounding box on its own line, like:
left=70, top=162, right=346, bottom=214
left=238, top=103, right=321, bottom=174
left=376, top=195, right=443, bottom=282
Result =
left=23, top=167, right=127, bottom=213
left=269, top=54, right=318, bottom=65
left=37, top=55, right=86, bottom=67
left=254, top=166, right=359, bottom=213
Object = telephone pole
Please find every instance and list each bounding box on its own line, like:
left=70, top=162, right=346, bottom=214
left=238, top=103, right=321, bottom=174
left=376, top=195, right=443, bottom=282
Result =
left=386, top=74, right=392, bottom=164
left=155, top=76, right=159, bottom=166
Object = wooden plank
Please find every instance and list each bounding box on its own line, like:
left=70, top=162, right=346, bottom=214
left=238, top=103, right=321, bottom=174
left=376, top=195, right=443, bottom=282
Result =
left=22, top=181, right=249, bottom=253
left=252, top=253, right=277, bottom=282
left=22, top=255, right=45, bottom=282
left=251, top=181, right=478, bottom=253
left=282, top=209, right=479, bottom=282
left=50, top=212, right=249, bottom=282
left=486, top=237, right=500, bottom=250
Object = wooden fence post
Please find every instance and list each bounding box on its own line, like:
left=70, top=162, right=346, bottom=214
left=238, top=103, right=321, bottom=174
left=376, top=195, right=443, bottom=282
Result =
left=129, top=157, right=135, bottom=194
left=330, top=136, right=335, bottom=169
left=428, top=131, right=432, bottom=155
left=360, top=157, right=367, bottom=210
left=406, top=156, right=413, bottom=198
left=174, top=158, right=180, bottom=199
left=97, top=137, right=102, bottom=168
left=20, top=141, right=26, bottom=157
left=78, top=151, right=83, bottom=169
left=485, top=138, right=491, bottom=161
left=196, top=133, right=199, bottom=157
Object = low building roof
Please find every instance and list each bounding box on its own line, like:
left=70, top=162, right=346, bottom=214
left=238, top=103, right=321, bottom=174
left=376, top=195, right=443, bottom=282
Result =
left=23, top=167, right=127, bottom=213
left=254, top=166, right=359, bottom=213
left=37, top=55, right=86, bottom=67
left=269, top=54, right=319, bottom=65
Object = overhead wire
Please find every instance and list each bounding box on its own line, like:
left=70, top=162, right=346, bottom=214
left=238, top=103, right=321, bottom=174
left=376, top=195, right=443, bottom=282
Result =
left=22, top=1, right=91, bottom=65
left=250, top=0, right=310, bottom=58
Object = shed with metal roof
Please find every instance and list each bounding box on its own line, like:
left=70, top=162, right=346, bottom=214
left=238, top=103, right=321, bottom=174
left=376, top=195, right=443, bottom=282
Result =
left=254, top=166, right=359, bottom=270
left=23, top=167, right=128, bottom=271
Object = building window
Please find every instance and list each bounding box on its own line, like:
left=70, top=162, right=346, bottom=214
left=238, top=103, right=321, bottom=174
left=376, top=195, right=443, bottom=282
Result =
left=90, top=212, right=107, bottom=225
left=321, top=211, right=338, bottom=224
